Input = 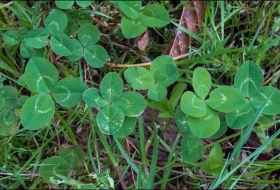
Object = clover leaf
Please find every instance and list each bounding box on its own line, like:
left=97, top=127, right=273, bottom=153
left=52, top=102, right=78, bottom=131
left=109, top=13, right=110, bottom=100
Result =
left=21, top=93, right=55, bottom=130
left=82, top=72, right=146, bottom=135
left=180, top=91, right=206, bottom=117
left=24, top=57, right=59, bottom=93
left=78, top=23, right=101, bottom=47
left=23, top=28, right=49, bottom=49
left=124, top=55, right=179, bottom=101
left=193, top=67, right=211, bottom=99
left=118, top=1, right=142, bottom=20
left=188, top=105, right=220, bottom=138
left=200, top=143, right=226, bottom=176
left=119, top=2, right=170, bottom=39
left=52, top=77, right=87, bottom=108
left=0, top=86, right=25, bottom=136
left=234, top=60, right=264, bottom=97
left=121, top=16, right=147, bottom=39
left=39, top=156, right=71, bottom=182
left=44, top=9, right=68, bottom=34
left=140, top=4, right=170, bottom=28
left=181, top=132, right=204, bottom=163
left=206, top=86, right=246, bottom=113
left=2, top=30, right=20, bottom=45
left=226, top=100, right=255, bottom=129
left=251, top=86, right=280, bottom=115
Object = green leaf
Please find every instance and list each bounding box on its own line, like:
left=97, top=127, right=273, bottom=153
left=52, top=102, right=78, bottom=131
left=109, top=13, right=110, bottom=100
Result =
left=84, top=45, right=108, bottom=68
left=181, top=133, right=204, bottom=163
left=150, top=55, right=179, bottom=87
left=39, top=156, right=70, bottom=182
left=23, top=28, right=49, bottom=49
left=124, top=67, right=154, bottom=90
left=14, top=95, right=29, bottom=109
left=206, top=86, right=246, bottom=113
left=64, top=21, right=79, bottom=38
left=113, top=91, right=146, bottom=117
left=50, top=33, right=75, bottom=56
left=96, top=105, right=125, bottom=135
left=52, top=78, right=87, bottom=108
left=121, top=16, right=147, bottom=39
left=175, top=106, right=190, bottom=134
left=257, top=115, right=274, bottom=126
left=3, top=30, right=20, bottom=45
left=78, top=23, right=101, bottom=46
left=118, top=1, right=141, bottom=19
left=58, top=146, right=84, bottom=171
left=201, top=143, right=226, bottom=176
left=251, top=86, right=280, bottom=115
left=0, top=86, right=18, bottom=110
left=234, top=61, right=264, bottom=97
left=21, top=94, right=55, bottom=130
left=0, top=110, right=17, bottom=136
left=209, top=113, right=228, bottom=139
left=180, top=91, right=207, bottom=117
left=113, top=117, right=137, bottom=138
left=44, top=9, right=68, bottom=34
left=147, top=98, right=169, bottom=112
left=55, top=0, right=74, bottom=9
left=226, top=100, right=255, bottom=129
left=147, top=84, right=167, bottom=101
left=169, top=83, right=187, bottom=110
left=82, top=88, right=108, bottom=108
left=100, top=72, right=124, bottom=102
left=65, top=39, right=83, bottom=61
left=188, top=105, right=220, bottom=138
left=193, top=67, right=211, bottom=99
left=66, top=9, right=92, bottom=26
left=20, top=43, right=33, bottom=58
left=140, top=4, right=170, bottom=27
left=24, top=57, right=59, bottom=93
left=76, top=0, right=93, bottom=8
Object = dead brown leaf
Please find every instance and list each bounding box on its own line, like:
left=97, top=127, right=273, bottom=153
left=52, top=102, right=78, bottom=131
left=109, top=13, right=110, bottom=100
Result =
left=164, top=1, right=206, bottom=57
left=134, top=30, right=149, bottom=51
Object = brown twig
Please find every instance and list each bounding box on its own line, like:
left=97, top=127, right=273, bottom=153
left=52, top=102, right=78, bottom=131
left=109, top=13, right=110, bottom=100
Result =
left=106, top=52, right=191, bottom=68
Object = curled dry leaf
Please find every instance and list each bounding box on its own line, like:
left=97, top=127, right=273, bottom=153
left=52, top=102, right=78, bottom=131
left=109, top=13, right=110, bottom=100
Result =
left=165, top=1, right=206, bottom=57
left=134, top=30, right=149, bottom=51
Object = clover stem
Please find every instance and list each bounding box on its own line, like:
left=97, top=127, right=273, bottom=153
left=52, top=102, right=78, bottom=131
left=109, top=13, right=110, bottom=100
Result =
left=106, top=52, right=190, bottom=68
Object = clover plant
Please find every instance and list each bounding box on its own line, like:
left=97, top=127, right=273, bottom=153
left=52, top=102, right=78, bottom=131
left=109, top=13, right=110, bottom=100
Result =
left=83, top=72, right=146, bottom=135
left=124, top=55, right=180, bottom=101
left=3, top=8, right=108, bottom=67
left=116, top=1, right=170, bottom=38
left=39, top=146, right=84, bottom=182
left=2, top=1, right=280, bottom=187
left=20, top=57, right=87, bottom=130
left=0, top=86, right=27, bottom=136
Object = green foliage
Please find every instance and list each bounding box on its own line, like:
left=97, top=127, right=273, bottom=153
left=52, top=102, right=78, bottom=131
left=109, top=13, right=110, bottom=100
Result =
left=39, top=156, right=70, bottom=182
left=39, top=146, right=84, bottom=182
left=234, top=60, right=264, bottom=97
left=21, top=93, right=55, bottom=130
left=206, top=86, right=246, bottom=113
left=24, top=57, right=58, bottom=93
left=124, top=55, right=179, bottom=101
left=1, top=1, right=280, bottom=188
left=83, top=72, right=146, bottom=135
left=2, top=6, right=108, bottom=67
left=117, top=1, right=170, bottom=38
left=0, top=86, right=25, bottom=136
left=181, top=132, right=204, bottom=163
left=52, top=77, right=87, bottom=108
left=188, top=105, right=220, bottom=138
left=200, top=143, right=226, bottom=176
left=45, top=9, right=68, bottom=34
